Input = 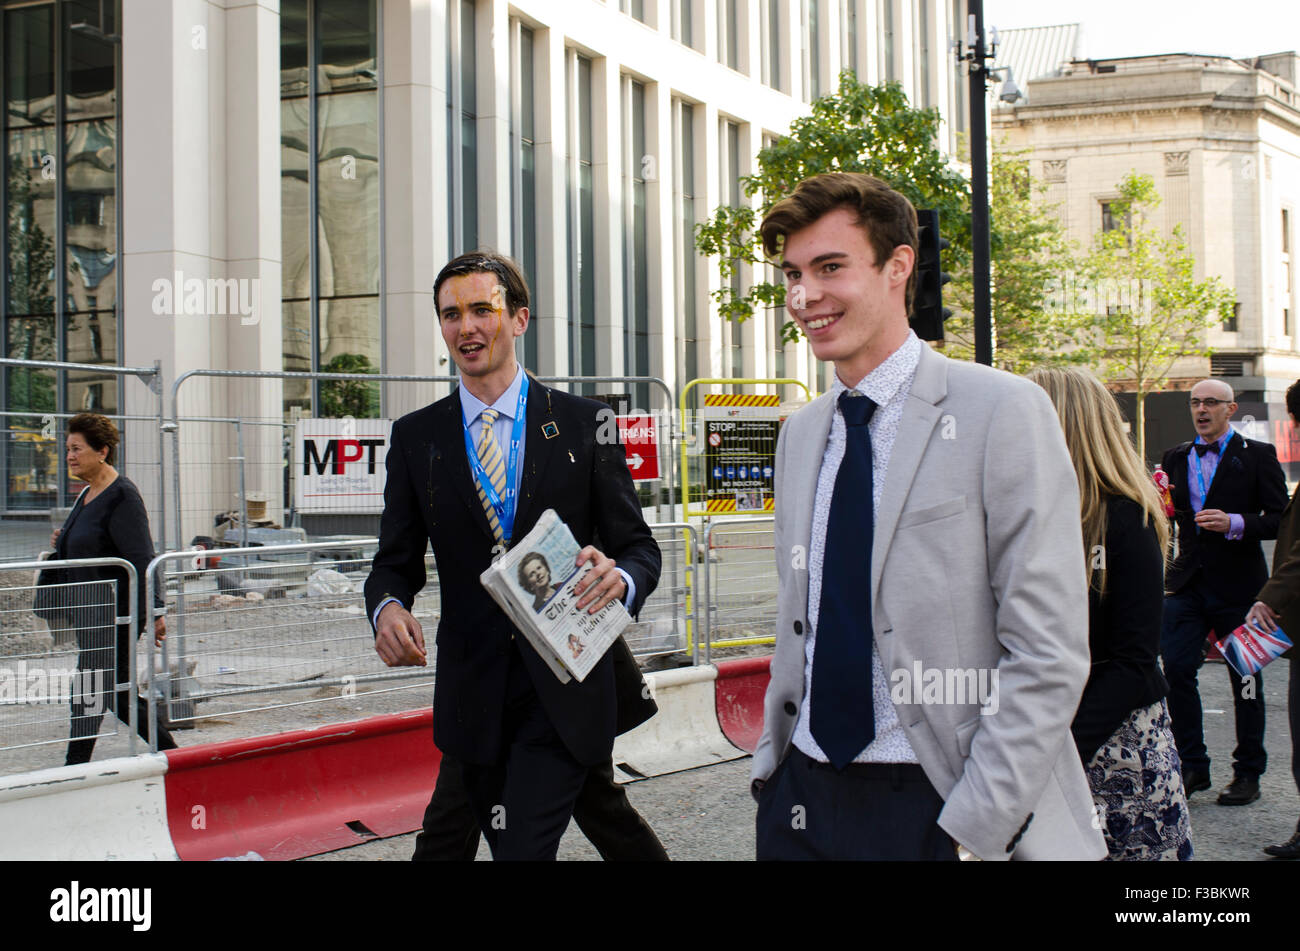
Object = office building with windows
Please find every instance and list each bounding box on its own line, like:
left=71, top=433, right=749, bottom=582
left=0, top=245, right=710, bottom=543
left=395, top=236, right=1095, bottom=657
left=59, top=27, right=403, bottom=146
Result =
left=2, top=0, right=966, bottom=527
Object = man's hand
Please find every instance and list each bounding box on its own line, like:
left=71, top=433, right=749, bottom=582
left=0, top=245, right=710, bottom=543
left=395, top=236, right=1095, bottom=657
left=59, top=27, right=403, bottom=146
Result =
left=1245, top=600, right=1279, bottom=632
left=374, top=601, right=427, bottom=667
left=49, top=527, right=61, bottom=550
left=1194, top=508, right=1232, bottom=533
left=572, top=545, right=627, bottom=614
left=153, top=616, right=166, bottom=647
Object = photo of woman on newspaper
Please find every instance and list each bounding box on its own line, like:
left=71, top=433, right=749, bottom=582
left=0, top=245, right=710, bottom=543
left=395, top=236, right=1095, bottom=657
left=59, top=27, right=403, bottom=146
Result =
left=518, top=551, right=562, bottom=612
left=567, top=633, right=586, bottom=659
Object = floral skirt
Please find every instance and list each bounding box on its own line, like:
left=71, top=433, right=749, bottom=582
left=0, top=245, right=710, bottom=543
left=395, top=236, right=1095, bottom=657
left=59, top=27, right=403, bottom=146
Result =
left=1086, top=699, right=1194, bottom=861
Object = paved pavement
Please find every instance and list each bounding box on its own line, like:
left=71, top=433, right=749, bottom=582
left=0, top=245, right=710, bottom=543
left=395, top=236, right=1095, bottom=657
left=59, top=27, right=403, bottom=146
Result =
left=306, top=657, right=1298, bottom=861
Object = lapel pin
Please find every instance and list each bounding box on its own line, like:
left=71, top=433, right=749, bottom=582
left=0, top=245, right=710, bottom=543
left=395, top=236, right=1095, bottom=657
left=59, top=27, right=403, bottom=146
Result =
left=542, top=421, right=559, bottom=440
left=568, top=451, right=575, bottom=463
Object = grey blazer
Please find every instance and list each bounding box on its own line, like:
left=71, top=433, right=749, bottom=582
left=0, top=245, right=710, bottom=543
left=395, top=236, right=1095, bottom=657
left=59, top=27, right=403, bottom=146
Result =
left=751, top=343, right=1107, bottom=861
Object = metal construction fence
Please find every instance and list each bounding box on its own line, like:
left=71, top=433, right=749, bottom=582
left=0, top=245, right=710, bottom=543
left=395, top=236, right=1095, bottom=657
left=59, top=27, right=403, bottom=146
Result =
left=678, top=378, right=810, bottom=519
left=0, top=557, right=139, bottom=769
left=700, top=517, right=778, bottom=664
left=167, top=369, right=680, bottom=555
left=0, top=358, right=166, bottom=561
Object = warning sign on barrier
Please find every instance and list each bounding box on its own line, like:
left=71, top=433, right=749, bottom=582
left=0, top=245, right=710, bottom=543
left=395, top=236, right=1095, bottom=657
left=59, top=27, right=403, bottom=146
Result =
left=702, top=395, right=778, bottom=513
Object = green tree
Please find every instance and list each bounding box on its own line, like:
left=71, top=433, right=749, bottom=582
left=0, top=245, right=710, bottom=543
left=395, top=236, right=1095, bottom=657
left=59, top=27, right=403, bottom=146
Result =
left=1082, top=171, right=1235, bottom=459
left=319, top=352, right=380, bottom=419
left=694, top=73, right=970, bottom=344
left=945, top=145, right=1097, bottom=374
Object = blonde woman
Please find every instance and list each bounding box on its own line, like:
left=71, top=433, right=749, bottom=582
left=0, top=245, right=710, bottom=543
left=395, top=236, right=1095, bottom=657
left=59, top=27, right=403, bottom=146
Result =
left=1029, top=367, right=1192, bottom=861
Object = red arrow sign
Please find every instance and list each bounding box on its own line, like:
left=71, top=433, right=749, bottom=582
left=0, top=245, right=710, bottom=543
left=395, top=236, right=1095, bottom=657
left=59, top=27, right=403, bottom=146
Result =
left=617, top=415, right=660, bottom=482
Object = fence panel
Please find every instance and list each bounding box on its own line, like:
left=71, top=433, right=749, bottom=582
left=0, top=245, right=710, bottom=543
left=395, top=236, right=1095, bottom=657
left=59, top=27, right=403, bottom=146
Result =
left=143, top=540, right=438, bottom=739
left=170, top=370, right=457, bottom=552
left=1, top=358, right=164, bottom=561
left=702, top=517, right=778, bottom=664
left=0, top=557, right=138, bottom=775
left=627, top=523, right=696, bottom=663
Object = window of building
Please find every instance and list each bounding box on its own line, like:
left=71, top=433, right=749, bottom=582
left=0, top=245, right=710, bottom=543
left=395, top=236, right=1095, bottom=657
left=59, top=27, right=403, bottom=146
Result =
left=841, top=0, right=858, bottom=76
left=949, top=0, right=966, bottom=137
left=674, top=100, right=699, bottom=387
left=760, top=0, right=781, bottom=89
left=446, top=0, right=477, bottom=256
left=280, top=0, right=381, bottom=419
left=717, top=0, right=740, bottom=71
left=3, top=0, right=121, bottom=510
left=1284, top=208, right=1294, bottom=338
left=802, top=0, right=821, bottom=100
left=1222, top=300, right=1240, bottom=333
left=620, top=0, right=647, bottom=23
left=720, top=118, right=744, bottom=377
left=1101, top=201, right=1130, bottom=235
left=671, top=0, right=696, bottom=50
left=623, top=77, right=650, bottom=406
left=567, top=51, right=596, bottom=376
left=510, top=21, right=537, bottom=370
left=916, top=0, right=931, bottom=107
left=881, top=0, right=896, bottom=82
left=762, top=133, right=786, bottom=382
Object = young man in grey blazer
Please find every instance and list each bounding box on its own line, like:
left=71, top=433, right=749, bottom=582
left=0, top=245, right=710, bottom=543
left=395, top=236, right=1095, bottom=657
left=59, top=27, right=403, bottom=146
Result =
left=750, top=172, right=1106, bottom=861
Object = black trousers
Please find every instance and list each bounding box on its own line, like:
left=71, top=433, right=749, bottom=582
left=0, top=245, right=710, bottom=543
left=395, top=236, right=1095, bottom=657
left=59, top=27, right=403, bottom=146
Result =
left=1290, top=658, right=1299, bottom=798
left=756, top=748, right=959, bottom=861
left=66, top=620, right=175, bottom=766
left=1161, top=589, right=1266, bottom=778
left=413, top=752, right=669, bottom=861
left=453, top=644, right=666, bottom=861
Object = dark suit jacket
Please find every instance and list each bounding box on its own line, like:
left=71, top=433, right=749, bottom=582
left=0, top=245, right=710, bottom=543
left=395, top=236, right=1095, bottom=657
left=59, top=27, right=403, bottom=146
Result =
left=364, top=375, right=661, bottom=767
left=1161, top=433, right=1288, bottom=603
left=1072, top=495, right=1170, bottom=765
left=1256, top=480, right=1300, bottom=660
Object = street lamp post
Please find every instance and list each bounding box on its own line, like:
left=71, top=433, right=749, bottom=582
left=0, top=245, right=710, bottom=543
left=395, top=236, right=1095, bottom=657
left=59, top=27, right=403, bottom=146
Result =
left=957, top=0, right=996, bottom=366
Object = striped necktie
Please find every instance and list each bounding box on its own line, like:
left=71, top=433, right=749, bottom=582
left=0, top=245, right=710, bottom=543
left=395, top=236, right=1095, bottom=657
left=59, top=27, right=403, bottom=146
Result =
left=476, top=408, right=507, bottom=542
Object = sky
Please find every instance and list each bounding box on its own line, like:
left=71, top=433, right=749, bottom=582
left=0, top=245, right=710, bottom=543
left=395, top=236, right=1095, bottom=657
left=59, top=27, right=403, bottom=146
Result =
left=984, top=0, right=1300, bottom=61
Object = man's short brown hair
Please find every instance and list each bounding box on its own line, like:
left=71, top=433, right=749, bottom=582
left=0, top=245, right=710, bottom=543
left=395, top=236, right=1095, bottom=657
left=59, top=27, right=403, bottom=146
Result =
left=760, top=172, right=919, bottom=312
left=434, top=251, right=531, bottom=318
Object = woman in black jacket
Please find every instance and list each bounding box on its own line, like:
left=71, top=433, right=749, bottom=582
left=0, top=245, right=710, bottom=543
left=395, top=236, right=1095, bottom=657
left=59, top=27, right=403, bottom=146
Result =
left=1030, top=368, right=1192, bottom=860
left=50, top=413, right=176, bottom=764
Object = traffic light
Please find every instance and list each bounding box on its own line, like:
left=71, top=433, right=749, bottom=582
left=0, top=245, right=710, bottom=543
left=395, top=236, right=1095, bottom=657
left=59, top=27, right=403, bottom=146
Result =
left=911, top=209, right=952, bottom=342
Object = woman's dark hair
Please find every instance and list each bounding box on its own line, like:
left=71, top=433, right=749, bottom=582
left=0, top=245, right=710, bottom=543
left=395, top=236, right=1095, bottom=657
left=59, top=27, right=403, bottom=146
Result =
left=434, top=251, right=531, bottom=318
left=67, top=413, right=120, bottom=466
left=1287, top=379, right=1300, bottom=422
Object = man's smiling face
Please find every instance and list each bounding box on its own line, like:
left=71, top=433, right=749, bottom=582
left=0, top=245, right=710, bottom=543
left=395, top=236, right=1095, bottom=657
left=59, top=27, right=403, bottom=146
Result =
left=438, top=271, right=528, bottom=380
left=779, top=206, right=912, bottom=386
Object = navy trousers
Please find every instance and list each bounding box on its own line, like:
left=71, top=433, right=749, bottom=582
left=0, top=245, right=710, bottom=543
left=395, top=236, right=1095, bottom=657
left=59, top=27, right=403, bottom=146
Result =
left=756, top=748, right=959, bottom=861
left=1160, top=589, right=1266, bottom=779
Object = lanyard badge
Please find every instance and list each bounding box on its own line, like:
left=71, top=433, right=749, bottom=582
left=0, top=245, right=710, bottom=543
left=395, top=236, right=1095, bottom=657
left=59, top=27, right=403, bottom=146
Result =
left=463, top=373, right=530, bottom=543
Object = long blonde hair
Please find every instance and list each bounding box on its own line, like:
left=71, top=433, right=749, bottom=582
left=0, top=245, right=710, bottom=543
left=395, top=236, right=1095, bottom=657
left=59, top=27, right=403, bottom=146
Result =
left=1027, top=367, right=1170, bottom=594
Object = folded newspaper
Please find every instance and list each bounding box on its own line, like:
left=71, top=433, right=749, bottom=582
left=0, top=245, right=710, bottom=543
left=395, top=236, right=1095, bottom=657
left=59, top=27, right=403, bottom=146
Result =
left=479, top=509, right=630, bottom=683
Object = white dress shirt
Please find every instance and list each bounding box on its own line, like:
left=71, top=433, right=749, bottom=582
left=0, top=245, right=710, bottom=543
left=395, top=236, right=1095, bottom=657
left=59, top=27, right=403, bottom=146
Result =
left=792, top=331, right=923, bottom=765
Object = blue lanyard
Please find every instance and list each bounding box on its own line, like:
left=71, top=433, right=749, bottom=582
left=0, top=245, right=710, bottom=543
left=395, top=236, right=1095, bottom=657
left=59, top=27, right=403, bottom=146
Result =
left=463, top=373, right=529, bottom=542
left=1191, top=430, right=1234, bottom=512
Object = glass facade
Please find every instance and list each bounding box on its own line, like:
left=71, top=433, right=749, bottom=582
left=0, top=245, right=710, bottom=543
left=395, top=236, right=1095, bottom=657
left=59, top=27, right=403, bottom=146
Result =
left=722, top=119, right=742, bottom=378
left=3, top=0, right=120, bottom=510
left=567, top=52, right=595, bottom=377
left=623, top=78, right=649, bottom=406
left=280, top=0, right=381, bottom=419
left=512, top=22, right=537, bottom=370
left=760, top=0, right=781, bottom=90
left=675, top=101, right=698, bottom=386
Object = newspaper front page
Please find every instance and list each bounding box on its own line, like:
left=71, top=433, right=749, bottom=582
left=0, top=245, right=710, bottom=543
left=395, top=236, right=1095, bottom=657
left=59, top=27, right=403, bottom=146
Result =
left=479, top=509, right=630, bottom=683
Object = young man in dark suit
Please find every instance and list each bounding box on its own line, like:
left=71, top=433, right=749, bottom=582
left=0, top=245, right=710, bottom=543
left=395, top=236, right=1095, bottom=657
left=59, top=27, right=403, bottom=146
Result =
left=1245, top=378, right=1300, bottom=858
left=1161, top=378, right=1288, bottom=806
left=365, top=251, right=664, bottom=860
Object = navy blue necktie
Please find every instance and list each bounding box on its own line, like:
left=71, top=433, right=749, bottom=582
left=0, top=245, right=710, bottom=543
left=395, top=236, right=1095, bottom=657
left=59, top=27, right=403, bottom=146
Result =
left=811, top=391, right=878, bottom=770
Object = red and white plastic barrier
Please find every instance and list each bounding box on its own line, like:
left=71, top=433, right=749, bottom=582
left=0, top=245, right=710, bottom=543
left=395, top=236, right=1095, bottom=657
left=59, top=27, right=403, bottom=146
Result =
left=0, top=657, right=771, bottom=861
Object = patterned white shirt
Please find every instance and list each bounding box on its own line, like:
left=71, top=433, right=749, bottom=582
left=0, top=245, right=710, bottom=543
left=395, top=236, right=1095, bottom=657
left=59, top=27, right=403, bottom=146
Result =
left=792, top=331, right=923, bottom=764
